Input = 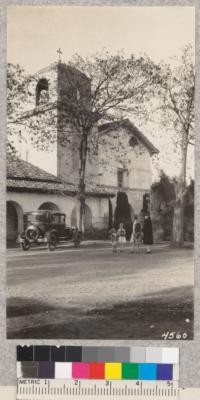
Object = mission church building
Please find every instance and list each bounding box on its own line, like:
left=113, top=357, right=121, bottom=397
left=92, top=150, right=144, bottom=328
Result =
left=7, top=62, right=158, bottom=242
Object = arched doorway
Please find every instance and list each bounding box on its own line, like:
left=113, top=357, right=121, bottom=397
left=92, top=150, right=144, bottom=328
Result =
left=114, top=191, right=132, bottom=239
left=38, top=202, right=60, bottom=211
left=7, top=201, right=23, bottom=241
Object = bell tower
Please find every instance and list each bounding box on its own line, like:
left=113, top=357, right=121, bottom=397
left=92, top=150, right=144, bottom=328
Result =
left=13, top=62, right=99, bottom=185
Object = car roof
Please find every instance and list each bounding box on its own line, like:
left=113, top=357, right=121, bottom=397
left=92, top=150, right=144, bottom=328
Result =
left=24, top=211, right=66, bottom=216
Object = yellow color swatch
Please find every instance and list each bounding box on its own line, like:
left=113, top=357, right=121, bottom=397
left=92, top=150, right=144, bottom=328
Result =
left=105, top=363, right=122, bottom=380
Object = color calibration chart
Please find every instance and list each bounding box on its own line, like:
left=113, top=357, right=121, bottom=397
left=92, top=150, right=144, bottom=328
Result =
left=17, top=345, right=179, bottom=399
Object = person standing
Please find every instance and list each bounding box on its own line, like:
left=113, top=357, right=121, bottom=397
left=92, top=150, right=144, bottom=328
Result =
left=117, top=222, right=126, bottom=252
left=110, top=227, right=118, bottom=254
left=142, top=213, right=153, bottom=254
left=130, top=215, right=142, bottom=252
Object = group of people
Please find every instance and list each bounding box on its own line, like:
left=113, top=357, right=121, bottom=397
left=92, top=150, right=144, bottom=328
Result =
left=110, top=213, right=153, bottom=254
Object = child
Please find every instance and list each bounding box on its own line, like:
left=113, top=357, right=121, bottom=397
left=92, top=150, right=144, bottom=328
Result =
left=130, top=215, right=142, bottom=252
left=110, top=227, right=118, bottom=253
left=117, top=222, right=126, bottom=251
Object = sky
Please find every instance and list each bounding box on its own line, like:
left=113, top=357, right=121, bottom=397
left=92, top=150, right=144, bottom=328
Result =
left=7, top=6, right=195, bottom=72
left=7, top=6, right=195, bottom=180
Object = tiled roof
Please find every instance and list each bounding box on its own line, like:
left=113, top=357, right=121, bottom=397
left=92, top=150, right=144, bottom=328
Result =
left=98, top=119, right=159, bottom=155
left=7, top=155, right=114, bottom=197
left=7, top=178, right=77, bottom=194
left=7, top=154, right=62, bottom=183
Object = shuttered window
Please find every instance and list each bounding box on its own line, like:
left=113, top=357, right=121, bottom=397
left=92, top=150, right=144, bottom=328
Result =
left=117, top=169, right=124, bottom=188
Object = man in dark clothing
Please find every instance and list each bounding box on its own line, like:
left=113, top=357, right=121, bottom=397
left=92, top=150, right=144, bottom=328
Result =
left=143, top=213, right=153, bottom=254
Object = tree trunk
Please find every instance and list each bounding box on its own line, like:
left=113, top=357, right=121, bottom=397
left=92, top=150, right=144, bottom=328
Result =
left=79, top=195, right=85, bottom=233
left=78, top=129, right=88, bottom=234
left=171, top=135, right=188, bottom=247
left=172, top=197, right=184, bottom=247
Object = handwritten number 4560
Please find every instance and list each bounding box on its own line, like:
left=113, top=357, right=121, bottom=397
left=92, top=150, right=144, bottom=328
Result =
left=162, top=331, right=188, bottom=340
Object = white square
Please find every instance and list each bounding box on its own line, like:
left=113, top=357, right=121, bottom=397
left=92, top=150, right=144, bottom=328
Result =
left=173, top=364, right=179, bottom=380
left=162, top=348, right=179, bottom=364
left=55, top=362, right=72, bottom=379
left=146, top=347, right=162, bottom=363
left=17, top=362, right=22, bottom=378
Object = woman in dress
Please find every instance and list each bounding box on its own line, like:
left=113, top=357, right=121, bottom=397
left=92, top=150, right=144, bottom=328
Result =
left=117, top=222, right=126, bottom=251
left=130, top=215, right=142, bottom=252
left=142, top=213, right=153, bottom=254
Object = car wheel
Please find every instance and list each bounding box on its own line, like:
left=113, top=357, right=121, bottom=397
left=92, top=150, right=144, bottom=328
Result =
left=48, top=233, right=57, bottom=251
left=21, top=240, right=30, bottom=251
left=25, top=226, right=39, bottom=243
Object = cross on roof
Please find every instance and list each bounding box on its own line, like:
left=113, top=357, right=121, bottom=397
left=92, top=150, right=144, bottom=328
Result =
left=57, top=48, right=63, bottom=62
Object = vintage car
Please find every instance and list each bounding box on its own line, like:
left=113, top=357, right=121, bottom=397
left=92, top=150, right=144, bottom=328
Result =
left=17, top=210, right=82, bottom=251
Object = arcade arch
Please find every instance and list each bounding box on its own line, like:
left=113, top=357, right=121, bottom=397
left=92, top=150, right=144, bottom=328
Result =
left=6, top=201, right=23, bottom=241
left=38, top=202, right=60, bottom=211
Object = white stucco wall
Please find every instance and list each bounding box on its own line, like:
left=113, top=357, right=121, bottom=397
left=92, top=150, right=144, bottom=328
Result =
left=98, top=126, right=152, bottom=191
left=86, top=196, right=109, bottom=229
left=7, top=191, right=76, bottom=225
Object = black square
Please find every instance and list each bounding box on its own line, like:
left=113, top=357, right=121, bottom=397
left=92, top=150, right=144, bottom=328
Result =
left=17, top=346, right=33, bottom=361
left=34, top=346, right=50, bottom=361
left=66, top=346, right=82, bottom=362
left=50, top=346, right=66, bottom=361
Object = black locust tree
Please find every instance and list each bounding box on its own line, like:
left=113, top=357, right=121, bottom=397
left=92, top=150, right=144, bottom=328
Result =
left=155, top=45, right=195, bottom=247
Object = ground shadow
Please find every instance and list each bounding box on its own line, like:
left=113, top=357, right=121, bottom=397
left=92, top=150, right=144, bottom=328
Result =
left=7, top=285, right=193, bottom=340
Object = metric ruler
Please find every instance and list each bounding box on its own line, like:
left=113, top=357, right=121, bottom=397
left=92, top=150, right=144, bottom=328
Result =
left=17, top=378, right=179, bottom=399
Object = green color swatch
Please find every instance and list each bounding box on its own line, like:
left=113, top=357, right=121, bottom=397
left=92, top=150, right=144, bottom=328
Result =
left=122, top=363, right=139, bottom=379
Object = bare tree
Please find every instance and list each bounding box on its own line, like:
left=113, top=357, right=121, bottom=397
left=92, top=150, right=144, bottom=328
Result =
left=155, top=45, right=194, bottom=247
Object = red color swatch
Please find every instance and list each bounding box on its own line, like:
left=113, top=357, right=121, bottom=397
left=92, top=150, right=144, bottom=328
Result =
left=89, top=363, right=105, bottom=379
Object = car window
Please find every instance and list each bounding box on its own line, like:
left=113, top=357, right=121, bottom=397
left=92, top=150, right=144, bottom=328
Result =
left=51, top=215, right=60, bottom=224
left=60, top=215, right=65, bottom=224
left=26, top=214, right=46, bottom=223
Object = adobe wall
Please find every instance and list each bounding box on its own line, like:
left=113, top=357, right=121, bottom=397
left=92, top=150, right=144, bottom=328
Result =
left=98, top=126, right=152, bottom=191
